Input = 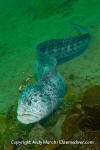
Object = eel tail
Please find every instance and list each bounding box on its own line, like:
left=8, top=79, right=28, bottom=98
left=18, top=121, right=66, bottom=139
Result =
left=71, top=22, right=90, bottom=34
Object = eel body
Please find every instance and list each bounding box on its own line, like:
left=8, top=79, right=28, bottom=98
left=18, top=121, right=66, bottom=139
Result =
left=17, top=24, right=89, bottom=124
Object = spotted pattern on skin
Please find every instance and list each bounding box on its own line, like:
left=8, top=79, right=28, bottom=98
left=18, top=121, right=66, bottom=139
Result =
left=17, top=24, right=89, bottom=124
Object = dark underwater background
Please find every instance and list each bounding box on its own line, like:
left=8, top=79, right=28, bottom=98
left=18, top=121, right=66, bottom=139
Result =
left=0, top=0, right=100, bottom=149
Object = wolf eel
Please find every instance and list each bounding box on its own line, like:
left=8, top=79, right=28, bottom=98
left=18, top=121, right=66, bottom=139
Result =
left=17, top=24, right=89, bottom=124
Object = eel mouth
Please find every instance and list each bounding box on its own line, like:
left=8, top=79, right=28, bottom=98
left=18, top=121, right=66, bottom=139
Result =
left=17, top=113, right=41, bottom=124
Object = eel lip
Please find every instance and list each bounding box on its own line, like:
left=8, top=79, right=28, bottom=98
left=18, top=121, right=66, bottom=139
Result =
left=17, top=113, right=41, bottom=124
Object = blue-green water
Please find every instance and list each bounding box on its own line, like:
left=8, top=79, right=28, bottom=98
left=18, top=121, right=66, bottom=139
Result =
left=0, top=0, right=100, bottom=149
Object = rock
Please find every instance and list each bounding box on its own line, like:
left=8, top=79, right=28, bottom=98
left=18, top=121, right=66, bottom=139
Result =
left=85, top=130, right=100, bottom=147
left=50, top=115, right=66, bottom=139
left=61, top=113, right=81, bottom=140
left=42, top=144, right=59, bottom=150
left=82, top=85, right=100, bottom=108
left=61, top=100, right=100, bottom=150
left=16, top=145, right=34, bottom=150
left=4, top=137, right=23, bottom=150
left=79, top=106, right=100, bottom=131
left=78, top=85, right=100, bottom=132
left=4, top=144, right=14, bottom=150
left=44, top=131, right=56, bottom=141
left=61, top=103, right=85, bottom=140
left=29, top=123, right=46, bottom=141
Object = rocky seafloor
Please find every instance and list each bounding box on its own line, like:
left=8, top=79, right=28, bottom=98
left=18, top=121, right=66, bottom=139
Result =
left=1, top=84, right=100, bottom=150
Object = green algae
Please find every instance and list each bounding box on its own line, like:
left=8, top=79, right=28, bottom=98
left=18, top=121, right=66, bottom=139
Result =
left=0, top=105, right=34, bottom=149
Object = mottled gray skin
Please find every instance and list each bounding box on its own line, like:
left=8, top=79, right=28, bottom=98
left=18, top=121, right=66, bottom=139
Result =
left=17, top=24, right=89, bottom=124
left=17, top=69, right=66, bottom=124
